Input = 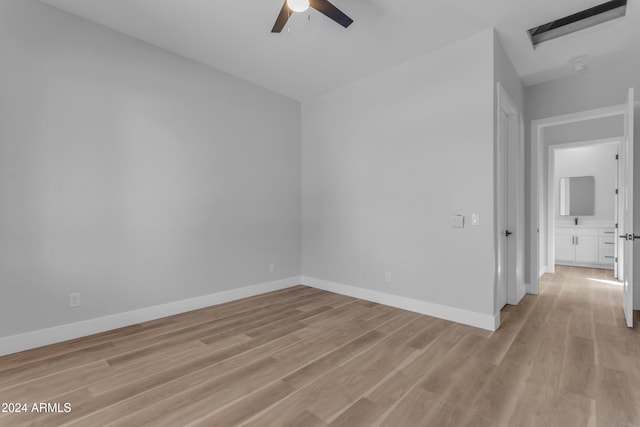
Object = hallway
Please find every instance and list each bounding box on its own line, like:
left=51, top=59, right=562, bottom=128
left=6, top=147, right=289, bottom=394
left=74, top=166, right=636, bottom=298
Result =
left=503, top=265, right=640, bottom=426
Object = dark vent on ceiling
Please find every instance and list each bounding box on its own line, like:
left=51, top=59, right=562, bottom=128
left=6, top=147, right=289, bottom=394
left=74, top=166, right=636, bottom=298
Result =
left=528, top=0, right=627, bottom=48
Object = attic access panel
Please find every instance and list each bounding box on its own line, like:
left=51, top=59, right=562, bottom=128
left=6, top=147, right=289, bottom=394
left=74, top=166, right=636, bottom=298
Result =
left=528, top=0, right=627, bottom=48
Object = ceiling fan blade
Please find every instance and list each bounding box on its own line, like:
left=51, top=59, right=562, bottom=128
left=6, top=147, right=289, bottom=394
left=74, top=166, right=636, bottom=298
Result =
left=271, top=1, right=291, bottom=33
left=310, top=0, right=353, bottom=28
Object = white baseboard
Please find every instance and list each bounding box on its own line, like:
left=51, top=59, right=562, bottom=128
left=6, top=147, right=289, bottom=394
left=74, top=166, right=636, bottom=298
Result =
left=555, top=261, right=614, bottom=270
left=301, top=276, right=499, bottom=331
left=525, top=282, right=537, bottom=295
left=516, top=283, right=527, bottom=303
left=539, top=264, right=549, bottom=277
left=0, top=276, right=300, bottom=357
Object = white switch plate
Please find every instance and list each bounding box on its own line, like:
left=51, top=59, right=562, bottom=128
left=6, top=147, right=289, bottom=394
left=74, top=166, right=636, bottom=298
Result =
left=385, top=272, right=392, bottom=283
left=69, top=293, right=81, bottom=308
left=471, top=213, right=480, bottom=226
left=451, top=215, right=464, bottom=228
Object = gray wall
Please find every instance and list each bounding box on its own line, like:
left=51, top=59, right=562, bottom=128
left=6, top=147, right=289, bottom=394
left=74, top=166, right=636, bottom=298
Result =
left=302, top=30, right=496, bottom=318
left=544, top=115, right=624, bottom=145
left=525, top=57, right=640, bottom=308
left=493, top=34, right=525, bottom=113
left=0, top=0, right=302, bottom=338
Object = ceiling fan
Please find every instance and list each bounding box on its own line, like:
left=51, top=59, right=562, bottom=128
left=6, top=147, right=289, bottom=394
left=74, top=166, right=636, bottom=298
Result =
left=271, top=0, right=353, bottom=33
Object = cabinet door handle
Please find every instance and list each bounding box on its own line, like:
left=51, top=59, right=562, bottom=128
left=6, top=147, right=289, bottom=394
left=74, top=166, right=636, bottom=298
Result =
left=572, top=236, right=575, bottom=245
left=575, top=236, right=578, bottom=245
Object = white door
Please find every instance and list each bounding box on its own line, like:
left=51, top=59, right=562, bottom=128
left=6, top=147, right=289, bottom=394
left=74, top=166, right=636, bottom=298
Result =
left=497, top=109, right=508, bottom=310
left=614, top=149, right=620, bottom=279
left=621, top=88, right=635, bottom=328
left=497, top=83, right=521, bottom=310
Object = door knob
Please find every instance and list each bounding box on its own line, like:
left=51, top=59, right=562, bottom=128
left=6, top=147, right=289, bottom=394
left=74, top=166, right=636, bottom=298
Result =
left=619, top=234, right=640, bottom=240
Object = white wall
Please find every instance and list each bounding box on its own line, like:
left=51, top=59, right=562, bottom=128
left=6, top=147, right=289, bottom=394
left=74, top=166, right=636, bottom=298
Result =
left=0, top=0, right=302, bottom=339
left=525, top=55, right=640, bottom=308
left=553, top=143, right=618, bottom=226
left=301, top=30, right=496, bottom=327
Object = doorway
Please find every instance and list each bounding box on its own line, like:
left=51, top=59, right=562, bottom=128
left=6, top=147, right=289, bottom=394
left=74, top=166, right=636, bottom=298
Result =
left=547, top=139, right=620, bottom=277
left=530, top=88, right=635, bottom=328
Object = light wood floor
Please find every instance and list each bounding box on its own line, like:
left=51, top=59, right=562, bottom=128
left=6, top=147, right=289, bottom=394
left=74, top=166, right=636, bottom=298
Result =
left=1, top=266, right=639, bottom=427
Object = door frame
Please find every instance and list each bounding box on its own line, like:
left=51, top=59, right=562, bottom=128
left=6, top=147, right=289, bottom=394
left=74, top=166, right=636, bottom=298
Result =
left=622, top=88, right=635, bottom=326
left=496, top=83, right=525, bottom=313
left=530, top=103, right=628, bottom=294
left=545, top=138, right=621, bottom=275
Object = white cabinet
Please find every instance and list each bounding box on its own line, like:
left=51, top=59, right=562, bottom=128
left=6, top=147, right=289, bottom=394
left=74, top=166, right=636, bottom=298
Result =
left=555, top=227, right=613, bottom=268
left=574, top=235, right=598, bottom=263
left=555, top=234, right=576, bottom=262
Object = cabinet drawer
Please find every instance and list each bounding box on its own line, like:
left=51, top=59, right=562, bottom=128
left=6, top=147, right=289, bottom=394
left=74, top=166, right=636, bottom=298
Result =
left=600, top=246, right=614, bottom=257
left=599, top=228, right=616, bottom=237
left=599, top=237, right=615, bottom=249
left=599, top=253, right=615, bottom=264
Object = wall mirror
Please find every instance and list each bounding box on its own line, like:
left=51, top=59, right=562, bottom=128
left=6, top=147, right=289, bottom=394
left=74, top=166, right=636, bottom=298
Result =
left=559, top=176, right=595, bottom=216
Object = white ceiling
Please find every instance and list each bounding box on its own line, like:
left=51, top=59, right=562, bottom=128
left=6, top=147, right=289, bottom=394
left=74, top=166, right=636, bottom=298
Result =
left=39, top=0, right=640, bottom=100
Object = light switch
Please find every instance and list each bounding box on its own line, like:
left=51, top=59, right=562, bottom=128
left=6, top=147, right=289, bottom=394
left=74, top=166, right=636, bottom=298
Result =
left=471, top=213, right=479, bottom=226
left=451, top=215, right=464, bottom=228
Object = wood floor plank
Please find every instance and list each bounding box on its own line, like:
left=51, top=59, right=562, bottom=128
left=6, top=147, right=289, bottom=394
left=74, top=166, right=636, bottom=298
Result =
left=281, top=330, right=385, bottom=390
left=328, top=397, right=384, bottom=427
left=366, top=325, right=460, bottom=409
left=595, top=367, right=640, bottom=427
left=188, top=380, right=296, bottom=427
left=242, top=319, right=426, bottom=426
left=105, top=356, right=288, bottom=427
left=420, top=333, right=487, bottom=394
left=464, top=359, right=532, bottom=424
left=286, top=410, right=328, bottom=427
left=378, top=385, right=438, bottom=427
left=559, top=335, right=598, bottom=398
left=508, top=382, right=597, bottom=427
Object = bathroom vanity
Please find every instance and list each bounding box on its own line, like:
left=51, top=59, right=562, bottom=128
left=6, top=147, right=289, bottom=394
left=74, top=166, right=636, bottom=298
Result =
left=555, top=226, right=615, bottom=268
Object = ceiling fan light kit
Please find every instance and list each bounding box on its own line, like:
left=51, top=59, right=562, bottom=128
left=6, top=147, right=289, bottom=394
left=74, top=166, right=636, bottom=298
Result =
left=287, top=0, right=310, bottom=13
left=272, top=0, right=353, bottom=33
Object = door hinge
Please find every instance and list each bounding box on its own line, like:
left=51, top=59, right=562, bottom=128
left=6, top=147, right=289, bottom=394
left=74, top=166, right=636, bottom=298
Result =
left=615, top=257, right=618, bottom=262
left=616, top=223, right=618, bottom=229
left=615, top=189, right=619, bottom=194
left=616, top=154, right=619, bottom=160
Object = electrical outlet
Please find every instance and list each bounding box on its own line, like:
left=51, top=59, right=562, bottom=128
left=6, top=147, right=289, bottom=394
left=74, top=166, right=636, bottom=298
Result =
left=69, top=293, right=81, bottom=308
left=269, top=263, right=275, bottom=273
left=385, top=272, right=392, bottom=283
